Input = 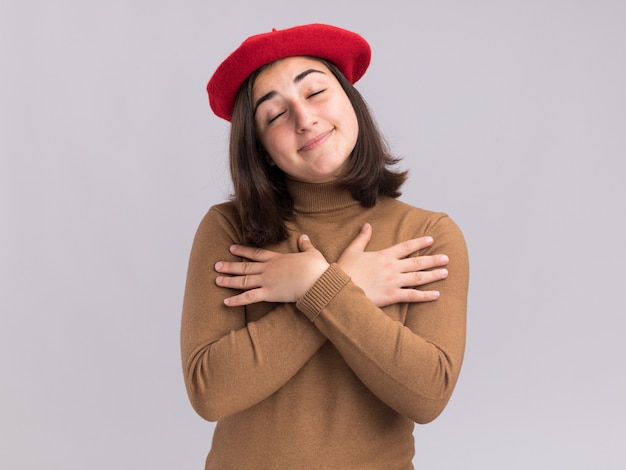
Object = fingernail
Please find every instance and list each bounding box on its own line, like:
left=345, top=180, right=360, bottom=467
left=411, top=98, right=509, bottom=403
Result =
left=440, top=255, right=449, bottom=263
left=215, top=261, right=223, bottom=270
left=229, top=245, right=237, bottom=253
left=440, top=269, right=448, bottom=277
left=301, top=234, right=309, bottom=241
left=216, top=276, right=223, bottom=285
left=223, top=298, right=230, bottom=306
left=425, top=236, right=433, bottom=243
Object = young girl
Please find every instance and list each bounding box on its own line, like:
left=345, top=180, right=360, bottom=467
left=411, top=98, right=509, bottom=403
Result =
left=181, top=23, right=469, bottom=469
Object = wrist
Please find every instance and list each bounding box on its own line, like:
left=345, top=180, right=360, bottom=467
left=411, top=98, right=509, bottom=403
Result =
left=296, top=264, right=350, bottom=321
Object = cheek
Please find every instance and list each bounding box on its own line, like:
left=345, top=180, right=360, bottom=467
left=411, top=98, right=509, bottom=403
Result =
left=259, top=129, right=289, bottom=163
left=336, top=98, right=359, bottom=141
left=256, top=126, right=275, bottom=150
left=260, top=132, right=278, bottom=155
left=345, top=111, right=359, bottom=147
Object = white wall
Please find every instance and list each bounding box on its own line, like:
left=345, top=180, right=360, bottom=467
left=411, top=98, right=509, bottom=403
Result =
left=2, top=1, right=625, bottom=468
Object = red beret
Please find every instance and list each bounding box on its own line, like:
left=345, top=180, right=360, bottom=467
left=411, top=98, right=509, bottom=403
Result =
left=206, top=23, right=371, bottom=121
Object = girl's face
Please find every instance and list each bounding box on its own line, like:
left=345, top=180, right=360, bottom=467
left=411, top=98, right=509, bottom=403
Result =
left=252, top=56, right=359, bottom=183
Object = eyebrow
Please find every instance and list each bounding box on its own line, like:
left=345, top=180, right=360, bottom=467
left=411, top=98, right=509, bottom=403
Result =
left=253, top=68, right=326, bottom=116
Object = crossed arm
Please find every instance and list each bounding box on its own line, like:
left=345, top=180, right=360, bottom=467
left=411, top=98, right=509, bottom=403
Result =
left=181, top=206, right=467, bottom=422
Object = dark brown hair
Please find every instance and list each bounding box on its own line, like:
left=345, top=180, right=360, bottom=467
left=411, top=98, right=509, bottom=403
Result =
left=228, top=58, right=407, bottom=247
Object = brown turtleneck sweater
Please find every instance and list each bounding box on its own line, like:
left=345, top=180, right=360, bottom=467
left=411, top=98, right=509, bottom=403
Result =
left=181, top=181, right=469, bottom=469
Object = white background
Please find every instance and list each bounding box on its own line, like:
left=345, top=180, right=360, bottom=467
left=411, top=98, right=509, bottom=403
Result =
left=2, top=1, right=625, bottom=468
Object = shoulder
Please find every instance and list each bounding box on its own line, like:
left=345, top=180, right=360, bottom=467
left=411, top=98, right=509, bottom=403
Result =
left=194, top=201, right=243, bottom=242
left=377, top=197, right=459, bottom=232
left=204, top=200, right=239, bottom=222
left=375, top=197, right=467, bottom=253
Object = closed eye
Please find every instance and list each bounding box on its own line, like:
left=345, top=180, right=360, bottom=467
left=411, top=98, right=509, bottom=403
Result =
left=268, top=111, right=286, bottom=124
left=307, top=89, right=326, bottom=98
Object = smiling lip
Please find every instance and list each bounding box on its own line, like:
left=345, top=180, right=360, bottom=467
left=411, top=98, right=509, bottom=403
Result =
left=298, top=129, right=333, bottom=152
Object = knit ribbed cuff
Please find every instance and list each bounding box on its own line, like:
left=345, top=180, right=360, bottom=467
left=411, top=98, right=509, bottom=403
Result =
left=296, top=264, right=351, bottom=321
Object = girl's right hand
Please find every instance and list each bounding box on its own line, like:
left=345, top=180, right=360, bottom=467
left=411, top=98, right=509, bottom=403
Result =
left=215, top=235, right=330, bottom=306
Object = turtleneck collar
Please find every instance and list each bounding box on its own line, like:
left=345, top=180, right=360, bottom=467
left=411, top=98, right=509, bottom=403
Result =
left=286, top=179, right=360, bottom=214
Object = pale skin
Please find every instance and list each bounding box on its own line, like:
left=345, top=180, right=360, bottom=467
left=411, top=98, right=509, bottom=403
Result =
left=215, top=56, right=450, bottom=308
left=215, top=222, right=449, bottom=308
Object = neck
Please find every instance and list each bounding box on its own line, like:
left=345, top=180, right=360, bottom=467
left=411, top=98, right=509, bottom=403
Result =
left=286, top=179, right=359, bottom=214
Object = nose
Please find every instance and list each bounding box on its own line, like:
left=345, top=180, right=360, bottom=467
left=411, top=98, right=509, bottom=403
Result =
left=292, top=102, right=317, bottom=132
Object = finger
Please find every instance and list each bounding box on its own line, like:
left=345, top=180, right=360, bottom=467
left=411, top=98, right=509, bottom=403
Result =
left=342, top=223, right=372, bottom=254
left=229, top=244, right=278, bottom=262
left=397, top=254, right=449, bottom=273
left=397, top=289, right=441, bottom=304
left=214, top=260, right=264, bottom=276
left=297, top=234, right=319, bottom=253
left=223, top=288, right=267, bottom=307
left=397, top=268, right=449, bottom=289
left=216, top=273, right=262, bottom=290
left=385, top=235, right=434, bottom=259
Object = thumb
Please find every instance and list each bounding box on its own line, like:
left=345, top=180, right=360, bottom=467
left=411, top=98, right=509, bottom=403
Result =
left=344, top=223, right=372, bottom=254
left=297, top=234, right=316, bottom=252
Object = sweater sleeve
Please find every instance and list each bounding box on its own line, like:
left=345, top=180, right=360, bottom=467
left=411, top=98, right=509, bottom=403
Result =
left=296, top=214, right=469, bottom=424
left=180, top=206, right=326, bottom=422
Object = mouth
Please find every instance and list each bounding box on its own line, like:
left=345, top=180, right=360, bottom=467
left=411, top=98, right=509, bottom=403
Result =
left=298, top=129, right=334, bottom=152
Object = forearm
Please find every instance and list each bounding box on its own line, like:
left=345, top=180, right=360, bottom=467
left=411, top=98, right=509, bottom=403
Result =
left=298, top=270, right=462, bottom=423
left=296, top=217, right=469, bottom=423
left=181, top=205, right=326, bottom=421
left=182, top=302, right=325, bottom=421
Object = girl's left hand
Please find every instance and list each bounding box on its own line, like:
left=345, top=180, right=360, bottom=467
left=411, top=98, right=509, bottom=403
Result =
left=215, top=235, right=329, bottom=307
